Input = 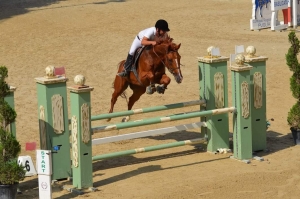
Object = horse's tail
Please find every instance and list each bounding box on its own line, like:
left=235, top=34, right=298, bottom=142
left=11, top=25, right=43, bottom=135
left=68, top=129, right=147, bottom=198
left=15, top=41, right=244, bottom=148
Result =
left=111, top=61, right=128, bottom=104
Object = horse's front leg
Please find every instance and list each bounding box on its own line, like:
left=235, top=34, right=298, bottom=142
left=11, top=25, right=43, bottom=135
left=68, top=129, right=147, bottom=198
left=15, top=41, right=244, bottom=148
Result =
left=156, top=74, right=171, bottom=94
left=145, top=72, right=157, bottom=94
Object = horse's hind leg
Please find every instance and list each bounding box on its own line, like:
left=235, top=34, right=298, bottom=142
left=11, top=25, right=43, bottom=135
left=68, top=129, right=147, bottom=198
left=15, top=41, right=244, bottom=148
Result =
left=108, top=74, right=129, bottom=122
left=122, top=85, right=146, bottom=122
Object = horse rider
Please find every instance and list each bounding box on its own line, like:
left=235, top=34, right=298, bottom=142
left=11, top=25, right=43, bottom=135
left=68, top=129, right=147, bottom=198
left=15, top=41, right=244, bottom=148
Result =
left=117, top=19, right=170, bottom=77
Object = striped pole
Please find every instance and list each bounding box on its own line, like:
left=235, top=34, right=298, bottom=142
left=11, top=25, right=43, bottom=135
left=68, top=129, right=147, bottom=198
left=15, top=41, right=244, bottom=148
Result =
left=91, top=99, right=206, bottom=121
left=92, top=107, right=236, bottom=133
left=92, top=138, right=206, bottom=161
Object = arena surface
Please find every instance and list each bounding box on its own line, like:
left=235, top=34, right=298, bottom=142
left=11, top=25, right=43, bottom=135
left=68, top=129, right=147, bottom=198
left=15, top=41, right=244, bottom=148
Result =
left=1, top=0, right=300, bottom=198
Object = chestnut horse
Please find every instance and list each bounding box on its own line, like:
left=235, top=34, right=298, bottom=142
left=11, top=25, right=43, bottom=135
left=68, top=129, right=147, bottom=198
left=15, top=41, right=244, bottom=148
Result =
left=108, top=35, right=183, bottom=122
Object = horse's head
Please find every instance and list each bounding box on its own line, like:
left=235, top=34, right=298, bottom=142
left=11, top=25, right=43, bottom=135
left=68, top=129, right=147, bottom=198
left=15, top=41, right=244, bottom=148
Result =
left=165, top=43, right=183, bottom=84
left=153, top=34, right=183, bottom=84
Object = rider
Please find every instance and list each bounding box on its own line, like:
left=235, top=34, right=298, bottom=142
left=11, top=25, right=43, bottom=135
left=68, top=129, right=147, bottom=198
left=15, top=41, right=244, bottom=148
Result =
left=117, top=19, right=170, bottom=77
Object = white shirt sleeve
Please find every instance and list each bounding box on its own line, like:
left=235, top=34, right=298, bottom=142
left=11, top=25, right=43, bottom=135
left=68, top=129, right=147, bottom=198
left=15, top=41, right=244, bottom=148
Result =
left=138, top=27, right=156, bottom=40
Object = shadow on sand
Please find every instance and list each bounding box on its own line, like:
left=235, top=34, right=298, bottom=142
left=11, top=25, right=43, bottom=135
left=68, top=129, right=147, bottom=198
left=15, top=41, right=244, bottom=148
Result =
left=0, top=0, right=125, bottom=20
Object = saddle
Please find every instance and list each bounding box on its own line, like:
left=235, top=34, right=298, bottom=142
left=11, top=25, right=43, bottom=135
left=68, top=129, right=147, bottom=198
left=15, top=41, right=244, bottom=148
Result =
left=129, top=47, right=146, bottom=85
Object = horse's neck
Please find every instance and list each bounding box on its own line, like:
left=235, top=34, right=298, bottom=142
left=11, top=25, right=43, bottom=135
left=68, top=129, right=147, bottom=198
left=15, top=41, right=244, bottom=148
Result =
left=153, top=44, right=168, bottom=56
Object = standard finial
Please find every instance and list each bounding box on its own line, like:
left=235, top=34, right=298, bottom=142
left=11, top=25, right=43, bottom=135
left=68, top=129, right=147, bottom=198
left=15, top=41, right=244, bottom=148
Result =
left=235, top=54, right=245, bottom=66
left=74, top=75, right=86, bottom=86
left=207, top=46, right=216, bottom=56
left=45, top=65, right=55, bottom=78
left=245, top=46, right=256, bottom=58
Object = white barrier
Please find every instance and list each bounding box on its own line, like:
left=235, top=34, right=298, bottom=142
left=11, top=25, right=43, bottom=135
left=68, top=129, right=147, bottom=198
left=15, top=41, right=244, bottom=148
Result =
left=271, top=0, right=289, bottom=30
left=250, top=0, right=299, bottom=30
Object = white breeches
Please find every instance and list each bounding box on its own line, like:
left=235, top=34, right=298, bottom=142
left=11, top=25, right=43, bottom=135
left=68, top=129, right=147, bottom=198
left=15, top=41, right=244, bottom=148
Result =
left=129, top=36, right=142, bottom=55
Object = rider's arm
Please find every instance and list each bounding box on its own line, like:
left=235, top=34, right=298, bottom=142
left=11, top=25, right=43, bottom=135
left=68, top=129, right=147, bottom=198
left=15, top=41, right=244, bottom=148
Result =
left=141, top=37, right=156, bottom=46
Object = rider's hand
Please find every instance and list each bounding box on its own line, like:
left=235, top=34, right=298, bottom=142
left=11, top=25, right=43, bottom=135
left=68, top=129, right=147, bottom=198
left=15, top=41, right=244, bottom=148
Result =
left=152, top=41, right=157, bottom=46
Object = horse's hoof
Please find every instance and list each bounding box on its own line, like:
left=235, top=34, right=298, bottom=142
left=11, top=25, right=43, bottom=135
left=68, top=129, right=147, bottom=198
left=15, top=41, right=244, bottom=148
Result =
left=156, top=85, right=166, bottom=94
left=121, top=116, right=130, bottom=122
left=146, top=86, right=155, bottom=94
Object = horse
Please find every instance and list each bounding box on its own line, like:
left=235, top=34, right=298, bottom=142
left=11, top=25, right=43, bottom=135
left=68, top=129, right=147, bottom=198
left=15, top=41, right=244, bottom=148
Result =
left=108, top=35, right=183, bottom=122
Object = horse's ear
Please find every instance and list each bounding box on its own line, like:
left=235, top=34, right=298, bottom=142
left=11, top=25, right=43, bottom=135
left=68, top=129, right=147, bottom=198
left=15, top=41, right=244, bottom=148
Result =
left=177, top=43, right=181, bottom=50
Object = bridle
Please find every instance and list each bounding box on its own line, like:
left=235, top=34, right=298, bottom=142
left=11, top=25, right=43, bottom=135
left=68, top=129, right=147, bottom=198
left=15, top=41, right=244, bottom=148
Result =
left=152, top=46, right=180, bottom=75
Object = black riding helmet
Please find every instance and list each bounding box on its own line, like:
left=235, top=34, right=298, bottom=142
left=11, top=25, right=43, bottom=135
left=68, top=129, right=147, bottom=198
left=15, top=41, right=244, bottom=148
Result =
left=155, top=19, right=170, bottom=31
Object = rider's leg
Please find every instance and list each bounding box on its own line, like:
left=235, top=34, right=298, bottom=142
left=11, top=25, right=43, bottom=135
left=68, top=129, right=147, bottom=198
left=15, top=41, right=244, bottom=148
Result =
left=118, top=36, right=142, bottom=77
left=117, top=54, right=133, bottom=77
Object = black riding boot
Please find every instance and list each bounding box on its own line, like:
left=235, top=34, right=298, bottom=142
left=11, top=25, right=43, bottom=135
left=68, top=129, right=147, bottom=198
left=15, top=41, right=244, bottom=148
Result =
left=118, top=54, right=134, bottom=77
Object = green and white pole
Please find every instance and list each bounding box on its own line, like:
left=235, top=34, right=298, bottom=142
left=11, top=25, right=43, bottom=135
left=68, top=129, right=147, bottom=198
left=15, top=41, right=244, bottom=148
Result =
left=231, top=54, right=253, bottom=160
left=35, top=66, right=71, bottom=181
left=244, top=46, right=268, bottom=152
left=198, top=47, right=230, bottom=152
left=5, top=86, right=17, bottom=137
left=91, top=99, right=206, bottom=121
left=92, top=107, right=235, bottom=133
left=92, top=138, right=207, bottom=161
left=68, top=75, right=94, bottom=190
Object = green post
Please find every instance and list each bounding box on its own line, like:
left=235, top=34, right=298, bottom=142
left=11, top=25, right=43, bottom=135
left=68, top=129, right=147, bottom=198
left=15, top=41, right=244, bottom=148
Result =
left=198, top=48, right=230, bottom=152
left=68, top=75, right=94, bottom=190
left=231, top=54, right=253, bottom=160
left=244, top=46, right=268, bottom=151
left=5, top=86, right=17, bottom=137
left=35, top=66, right=71, bottom=181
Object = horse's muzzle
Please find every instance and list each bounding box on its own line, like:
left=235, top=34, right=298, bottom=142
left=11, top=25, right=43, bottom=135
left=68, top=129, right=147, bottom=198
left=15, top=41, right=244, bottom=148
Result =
left=174, top=75, right=183, bottom=84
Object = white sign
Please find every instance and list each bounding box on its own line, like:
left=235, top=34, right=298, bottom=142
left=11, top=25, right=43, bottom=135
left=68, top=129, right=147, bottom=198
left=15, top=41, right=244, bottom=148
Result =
left=38, top=175, right=52, bottom=199
left=36, top=150, right=52, bottom=199
left=250, top=18, right=272, bottom=30
left=271, top=0, right=289, bottom=11
left=211, top=48, right=220, bottom=56
left=235, top=45, right=245, bottom=54
left=18, top=156, right=37, bottom=177
left=36, top=150, right=52, bottom=175
left=230, top=54, right=237, bottom=66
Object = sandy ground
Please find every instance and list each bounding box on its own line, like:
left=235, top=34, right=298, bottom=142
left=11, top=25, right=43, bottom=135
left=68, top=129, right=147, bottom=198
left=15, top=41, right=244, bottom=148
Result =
left=1, top=0, right=300, bottom=198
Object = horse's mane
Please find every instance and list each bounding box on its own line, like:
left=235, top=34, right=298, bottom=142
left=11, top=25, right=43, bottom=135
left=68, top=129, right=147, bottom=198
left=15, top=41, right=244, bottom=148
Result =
left=154, top=34, right=173, bottom=45
left=154, top=34, right=180, bottom=53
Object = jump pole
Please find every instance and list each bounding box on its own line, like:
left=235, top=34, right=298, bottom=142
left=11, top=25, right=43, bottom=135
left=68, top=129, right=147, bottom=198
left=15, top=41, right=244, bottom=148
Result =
left=91, top=99, right=206, bottom=121
left=92, top=107, right=235, bottom=133
left=92, top=138, right=207, bottom=161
